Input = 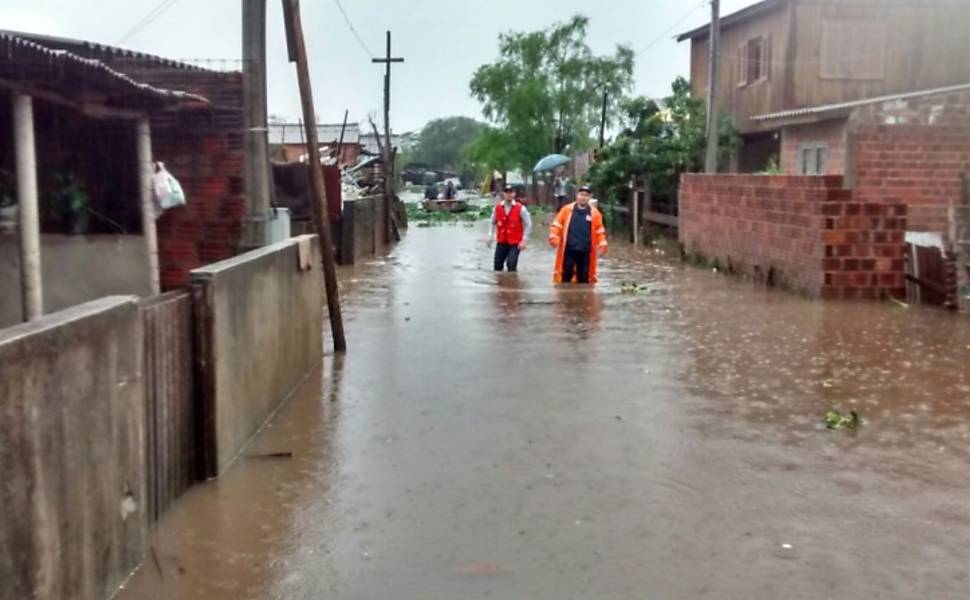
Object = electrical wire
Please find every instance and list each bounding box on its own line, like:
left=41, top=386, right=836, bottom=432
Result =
left=636, top=0, right=709, bottom=56
left=333, top=0, right=375, bottom=58
left=117, top=0, right=183, bottom=45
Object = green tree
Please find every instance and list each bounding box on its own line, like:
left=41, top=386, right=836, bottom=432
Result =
left=586, top=76, right=739, bottom=205
left=468, top=15, right=634, bottom=175
left=410, top=116, right=488, bottom=176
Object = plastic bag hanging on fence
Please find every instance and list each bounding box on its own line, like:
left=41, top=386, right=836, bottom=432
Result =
left=152, top=162, right=186, bottom=214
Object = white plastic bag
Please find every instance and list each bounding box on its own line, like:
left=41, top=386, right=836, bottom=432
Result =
left=151, top=162, right=186, bottom=213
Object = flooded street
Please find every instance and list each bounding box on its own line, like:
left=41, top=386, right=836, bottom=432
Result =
left=118, top=218, right=970, bottom=599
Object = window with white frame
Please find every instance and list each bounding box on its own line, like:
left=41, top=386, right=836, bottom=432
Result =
left=799, top=144, right=828, bottom=175
left=737, top=35, right=770, bottom=87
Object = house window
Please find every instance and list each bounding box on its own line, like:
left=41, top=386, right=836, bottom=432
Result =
left=799, top=144, right=828, bottom=175
left=820, top=21, right=886, bottom=80
left=738, top=36, right=770, bottom=87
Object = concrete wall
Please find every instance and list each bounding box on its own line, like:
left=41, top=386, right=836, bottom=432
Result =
left=679, top=174, right=907, bottom=300
left=339, top=194, right=386, bottom=265
left=192, top=235, right=323, bottom=475
left=0, top=234, right=152, bottom=329
left=0, top=296, right=146, bottom=600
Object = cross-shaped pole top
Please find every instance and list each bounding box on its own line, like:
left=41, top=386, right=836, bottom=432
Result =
left=372, top=30, right=404, bottom=66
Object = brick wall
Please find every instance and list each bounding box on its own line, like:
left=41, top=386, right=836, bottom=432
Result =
left=679, top=174, right=907, bottom=300
left=781, top=119, right=847, bottom=175
left=849, top=89, right=970, bottom=236
left=146, top=72, right=245, bottom=289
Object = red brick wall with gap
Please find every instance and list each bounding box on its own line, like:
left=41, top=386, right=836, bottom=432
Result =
left=679, top=174, right=907, bottom=300
left=850, top=89, right=970, bottom=236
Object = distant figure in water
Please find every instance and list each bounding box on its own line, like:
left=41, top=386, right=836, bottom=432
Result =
left=424, top=182, right=438, bottom=200
left=444, top=180, right=457, bottom=200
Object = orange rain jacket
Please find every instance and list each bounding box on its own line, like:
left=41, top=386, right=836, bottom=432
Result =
left=548, top=202, right=608, bottom=283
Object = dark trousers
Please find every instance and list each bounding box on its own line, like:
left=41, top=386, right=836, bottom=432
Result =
left=561, top=249, right=590, bottom=283
left=494, top=243, right=521, bottom=272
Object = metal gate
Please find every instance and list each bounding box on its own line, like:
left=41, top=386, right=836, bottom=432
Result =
left=141, top=291, right=198, bottom=523
left=905, top=243, right=958, bottom=308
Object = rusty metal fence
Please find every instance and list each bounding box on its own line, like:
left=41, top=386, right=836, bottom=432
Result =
left=140, top=291, right=199, bottom=523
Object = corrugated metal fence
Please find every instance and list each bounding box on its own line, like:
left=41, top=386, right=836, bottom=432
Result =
left=140, top=291, right=198, bottom=523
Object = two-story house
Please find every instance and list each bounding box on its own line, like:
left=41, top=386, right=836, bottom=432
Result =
left=678, top=0, right=970, bottom=174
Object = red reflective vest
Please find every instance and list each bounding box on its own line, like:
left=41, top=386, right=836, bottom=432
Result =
left=494, top=202, right=525, bottom=245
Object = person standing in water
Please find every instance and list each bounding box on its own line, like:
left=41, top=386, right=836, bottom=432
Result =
left=548, top=185, right=608, bottom=283
left=488, top=184, right=532, bottom=272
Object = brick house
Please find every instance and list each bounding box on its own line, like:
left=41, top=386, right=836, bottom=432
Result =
left=268, top=121, right=362, bottom=166
left=677, top=1, right=970, bottom=305
left=4, top=31, right=247, bottom=291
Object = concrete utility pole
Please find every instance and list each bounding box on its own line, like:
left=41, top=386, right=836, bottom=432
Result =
left=372, top=31, right=404, bottom=239
left=282, top=0, right=347, bottom=352
left=13, top=94, right=42, bottom=321
left=243, top=0, right=273, bottom=247
left=137, top=118, right=161, bottom=295
left=704, top=0, right=721, bottom=174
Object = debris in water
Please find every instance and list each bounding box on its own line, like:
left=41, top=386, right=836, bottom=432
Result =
left=824, top=409, right=860, bottom=430
left=246, top=451, right=294, bottom=459
left=889, top=296, right=910, bottom=309
left=621, top=281, right=647, bottom=294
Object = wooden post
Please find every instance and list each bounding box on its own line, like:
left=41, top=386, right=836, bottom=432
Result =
left=631, top=178, right=639, bottom=246
left=13, top=93, right=42, bottom=321
left=599, top=91, right=608, bottom=149
left=335, top=109, right=349, bottom=164
left=704, top=0, right=721, bottom=174
left=283, top=0, right=347, bottom=352
left=137, top=118, right=161, bottom=295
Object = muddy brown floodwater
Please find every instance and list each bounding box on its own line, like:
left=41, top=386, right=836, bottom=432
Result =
left=116, top=218, right=970, bottom=600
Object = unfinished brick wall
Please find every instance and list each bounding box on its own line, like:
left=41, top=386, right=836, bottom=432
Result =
left=850, top=89, right=970, bottom=236
left=679, top=174, right=907, bottom=300
left=147, top=72, right=245, bottom=289
left=780, top=119, right=847, bottom=175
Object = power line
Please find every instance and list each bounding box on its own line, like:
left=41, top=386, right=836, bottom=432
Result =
left=636, top=0, right=709, bottom=56
left=333, top=0, right=375, bottom=58
left=117, top=0, right=183, bottom=45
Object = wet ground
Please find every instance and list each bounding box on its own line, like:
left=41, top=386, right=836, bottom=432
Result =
left=117, top=218, right=970, bottom=599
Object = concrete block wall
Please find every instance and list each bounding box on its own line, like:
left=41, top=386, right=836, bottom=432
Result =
left=679, top=174, right=906, bottom=300
left=850, top=89, right=970, bottom=235
left=191, top=235, right=323, bottom=476
left=339, top=194, right=387, bottom=265
left=0, top=297, right=146, bottom=600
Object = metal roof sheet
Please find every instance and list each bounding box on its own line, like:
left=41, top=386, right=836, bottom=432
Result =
left=750, top=83, right=970, bottom=122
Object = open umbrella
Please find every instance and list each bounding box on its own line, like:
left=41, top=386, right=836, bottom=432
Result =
left=532, top=154, right=570, bottom=173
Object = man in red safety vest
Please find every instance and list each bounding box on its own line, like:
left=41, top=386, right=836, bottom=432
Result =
left=488, top=184, right=533, bottom=272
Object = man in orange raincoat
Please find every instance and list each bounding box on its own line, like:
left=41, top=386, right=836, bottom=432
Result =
left=548, top=185, right=608, bottom=283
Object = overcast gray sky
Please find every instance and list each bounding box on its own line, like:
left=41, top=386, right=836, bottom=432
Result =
left=2, top=0, right=758, bottom=132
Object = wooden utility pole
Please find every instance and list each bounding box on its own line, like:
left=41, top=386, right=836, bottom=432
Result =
left=243, top=0, right=273, bottom=247
left=704, top=0, right=721, bottom=174
left=335, top=109, right=349, bottom=164
left=630, top=178, right=640, bottom=246
left=282, top=0, right=347, bottom=352
left=372, top=31, right=404, bottom=240
left=599, top=91, right=608, bottom=149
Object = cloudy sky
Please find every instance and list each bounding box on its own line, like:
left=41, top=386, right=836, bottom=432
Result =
left=1, top=0, right=759, bottom=132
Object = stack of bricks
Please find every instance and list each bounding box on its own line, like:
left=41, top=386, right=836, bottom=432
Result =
left=679, top=174, right=906, bottom=300
left=819, top=199, right=907, bottom=300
